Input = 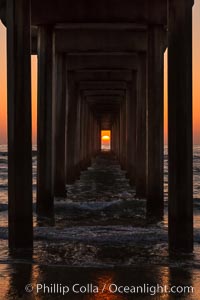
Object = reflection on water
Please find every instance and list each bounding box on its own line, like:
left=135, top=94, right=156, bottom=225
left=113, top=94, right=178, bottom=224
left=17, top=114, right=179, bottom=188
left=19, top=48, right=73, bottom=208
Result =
left=0, top=265, right=9, bottom=300
left=87, top=273, right=124, bottom=300
left=0, top=264, right=199, bottom=300
left=6, top=264, right=33, bottom=300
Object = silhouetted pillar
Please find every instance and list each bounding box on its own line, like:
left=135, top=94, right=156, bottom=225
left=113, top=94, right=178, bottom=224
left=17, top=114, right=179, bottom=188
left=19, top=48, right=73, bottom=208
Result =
left=93, top=117, right=95, bottom=152
left=119, top=103, right=123, bottom=165
left=127, top=76, right=137, bottom=186
left=74, top=94, right=81, bottom=177
left=147, top=25, right=165, bottom=216
left=87, top=111, right=91, bottom=157
left=91, top=114, right=95, bottom=155
left=7, top=0, right=33, bottom=248
left=88, top=110, right=93, bottom=159
left=94, top=119, right=98, bottom=153
left=124, top=97, right=128, bottom=170
left=111, top=121, right=116, bottom=152
left=85, top=104, right=91, bottom=166
left=66, top=72, right=78, bottom=183
left=54, top=55, right=67, bottom=197
left=37, top=26, right=55, bottom=215
left=120, top=101, right=127, bottom=169
left=94, top=116, right=97, bottom=153
left=79, top=95, right=85, bottom=169
left=168, top=0, right=193, bottom=252
left=125, top=91, right=130, bottom=175
left=136, top=53, right=147, bottom=198
left=116, top=118, right=120, bottom=158
left=123, top=99, right=127, bottom=170
left=80, top=97, right=88, bottom=169
left=97, top=122, right=101, bottom=152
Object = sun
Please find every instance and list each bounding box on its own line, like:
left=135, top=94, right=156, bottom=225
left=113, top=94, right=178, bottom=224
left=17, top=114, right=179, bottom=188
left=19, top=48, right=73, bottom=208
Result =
left=102, top=135, right=110, bottom=141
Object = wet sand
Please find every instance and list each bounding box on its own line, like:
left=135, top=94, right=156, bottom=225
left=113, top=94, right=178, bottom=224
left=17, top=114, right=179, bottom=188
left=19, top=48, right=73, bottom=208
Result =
left=1, top=264, right=200, bottom=299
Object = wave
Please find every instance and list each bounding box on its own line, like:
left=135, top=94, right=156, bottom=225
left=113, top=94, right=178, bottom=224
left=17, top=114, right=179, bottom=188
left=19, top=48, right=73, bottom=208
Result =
left=0, top=152, right=7, bottom=157
left=0, top=185, right=8, bottom=189
left=0, top=204, right=7, bottom=212
left=0, top=150, right=37, bottom=157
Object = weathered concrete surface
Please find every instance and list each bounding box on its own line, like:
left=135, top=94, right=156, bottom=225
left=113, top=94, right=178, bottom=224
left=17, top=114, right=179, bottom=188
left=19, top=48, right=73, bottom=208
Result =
left=7, top=0, right=33, bottom=248
left=168, top=0, right=193, bottom=253
left=31, top=0, right=167, bottom=25
left=54, top=55, right=67, bottom=197
left=55, top=28, right=147, bottom=53
left=67, top=53, right=138, bottom=71
left=146, top=26, right=165, bottom=217
left=79, top=81, right=128, bottom=91
left=37, top=26, right=55, bottom=216
left=126, top=76, right=137, bottom=186
left=65, top=72, right=79, bottom=184
left=136, top=53, right=147, bottom=198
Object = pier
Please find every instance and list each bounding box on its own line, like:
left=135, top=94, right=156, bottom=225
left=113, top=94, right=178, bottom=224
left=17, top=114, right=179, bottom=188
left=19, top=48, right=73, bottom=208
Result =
left=0, top=0, right=194, bottom=253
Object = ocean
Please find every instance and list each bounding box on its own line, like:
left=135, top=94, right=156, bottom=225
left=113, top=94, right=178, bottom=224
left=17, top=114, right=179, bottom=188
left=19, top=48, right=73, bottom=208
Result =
left=1, top=145, right=200, bottom=222
left=0, top=144, right=200, bottom=299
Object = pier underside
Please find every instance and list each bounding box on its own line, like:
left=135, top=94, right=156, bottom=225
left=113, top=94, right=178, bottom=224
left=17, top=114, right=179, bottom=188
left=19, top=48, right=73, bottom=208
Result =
left=0, top=0, right=194, bottom=256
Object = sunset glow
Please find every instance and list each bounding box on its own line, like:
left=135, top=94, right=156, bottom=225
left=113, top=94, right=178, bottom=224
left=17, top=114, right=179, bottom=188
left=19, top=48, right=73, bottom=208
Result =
left=0, top=0, right=200, bottom=145
left=101, top=130, right=111, bottom=150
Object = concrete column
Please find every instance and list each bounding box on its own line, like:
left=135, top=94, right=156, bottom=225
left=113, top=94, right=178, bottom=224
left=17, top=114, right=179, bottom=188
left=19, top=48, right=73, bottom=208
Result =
left=97, top=121, right=101, bottom=152
left=37, top=26, right=55, bottom=216
left=93, top=117, right=96, bottom=153
left=94, top=119, right=98, bottom=153
left=79, top=95, right=85, bottom=169
left=116, top=117, right=120, bottom=159
left=119, top=103, right=123, bottom=164
left=147, top=25, right=165, bottom=216
left=74, top=94, right=81, bottom=178
left=111, top=121, right=115, bottom=152
left=136, top=53, right=147, bottom=198
left=120, top=101, right=126, bottom=169
left=85, top=104, right=90, bottom=166
left=66, top=72, right=78, bottom=183
left=124, top=96, right=128, bottom=170
left=92, top=114, right=95, bottom=155
left=7, top=0, right=33, bottom=248
left=88, top=110, right=93, bottom=158
left=168, top=0, right=193, bottom=252
left=54, top=55, right=67, bottom=197
left=115, top=118, right=119, bottom=155
left=94, top=116, right=97, bottom=154
left=123, top=100, right=127, bottom=170
left=92, top=115, right=95, bottom=154
left=127, top=75, right=137, bottom=186
left=126, top=89, right=132, bottom=177
left=87, top=111, right=91, bottom=157
left=80, top=98, right=87, bottom=169
left=96, top=120, right=99, bottom=152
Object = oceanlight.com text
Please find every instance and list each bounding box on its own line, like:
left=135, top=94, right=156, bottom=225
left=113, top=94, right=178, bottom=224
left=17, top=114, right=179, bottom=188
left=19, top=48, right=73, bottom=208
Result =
left=25, top=282, right=194, bottom=296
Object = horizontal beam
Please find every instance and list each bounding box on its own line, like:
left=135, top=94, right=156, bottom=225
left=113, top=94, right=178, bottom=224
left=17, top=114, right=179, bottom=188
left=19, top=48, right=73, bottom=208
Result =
left=56, top=28, right=147, bottom=52
left=56, top=23, right=147, bottom=30
left=85, top=95, right=124, bottom=102
left=72, top=70, right=133, bottom=82
left=31, top=0, right=167, bottom=25
left=83, top=89, right=125, bottom=97
left=66, top=53, right=138, bottom=70
left=79, top=81, right=128, bottom=90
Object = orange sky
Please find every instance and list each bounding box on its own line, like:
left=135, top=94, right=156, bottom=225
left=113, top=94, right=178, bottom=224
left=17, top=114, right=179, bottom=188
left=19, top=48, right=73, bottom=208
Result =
left=0, top=1, right=200, bottom=145
left=101, top=130, right=111, bottom=144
